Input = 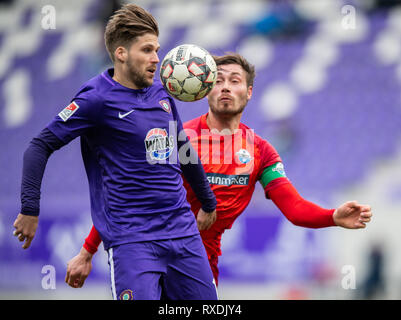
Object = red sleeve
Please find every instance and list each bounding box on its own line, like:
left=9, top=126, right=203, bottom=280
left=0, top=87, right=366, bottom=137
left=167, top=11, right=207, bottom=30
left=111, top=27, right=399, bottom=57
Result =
left=267, top=182, right=336, bottom=228
left=264, top=177, right=291, bottom=198
left=257, top=137, right=282, bottom=179
left=83, top=225, right=102, bottom=254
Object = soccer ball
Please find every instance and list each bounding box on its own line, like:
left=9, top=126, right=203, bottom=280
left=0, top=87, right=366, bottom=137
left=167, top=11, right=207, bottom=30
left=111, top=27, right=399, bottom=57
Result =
left=159, top=44, right=217, bottom=102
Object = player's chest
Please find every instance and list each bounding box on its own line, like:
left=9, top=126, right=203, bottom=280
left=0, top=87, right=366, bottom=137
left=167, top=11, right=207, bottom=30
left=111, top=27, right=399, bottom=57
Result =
left=190, top=134, right=261, bottom=185
left=102, top=98, right=176, bottom=138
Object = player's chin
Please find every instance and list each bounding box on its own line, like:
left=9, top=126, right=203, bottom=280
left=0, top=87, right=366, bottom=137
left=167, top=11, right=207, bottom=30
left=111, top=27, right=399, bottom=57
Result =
left=138, top=78, right=153, bottom=89
left=145, top=75, right=155, bottom=86
left=217, top=105, right=243, bottom=116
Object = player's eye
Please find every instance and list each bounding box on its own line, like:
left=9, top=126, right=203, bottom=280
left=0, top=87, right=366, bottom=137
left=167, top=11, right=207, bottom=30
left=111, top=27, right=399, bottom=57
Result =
left=143, top=47, right=154, bottom=53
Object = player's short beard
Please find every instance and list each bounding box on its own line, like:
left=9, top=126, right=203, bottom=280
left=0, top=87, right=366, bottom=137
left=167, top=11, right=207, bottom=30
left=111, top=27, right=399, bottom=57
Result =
left=126, top=57, right=152, bottom=89
left=209, top=99, right=247, bottom=117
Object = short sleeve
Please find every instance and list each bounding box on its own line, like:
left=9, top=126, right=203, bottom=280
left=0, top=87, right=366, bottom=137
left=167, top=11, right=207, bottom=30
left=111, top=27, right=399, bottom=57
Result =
left=46, top=88, right=102, bottom=144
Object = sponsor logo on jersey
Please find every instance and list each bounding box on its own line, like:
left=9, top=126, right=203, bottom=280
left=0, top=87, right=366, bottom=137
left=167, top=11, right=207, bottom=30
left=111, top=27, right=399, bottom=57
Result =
left=206, top=172, right=250, bottom=186
left=159, top=99, right=171, bottom=113
left=145, top=128, right=175, bottom=161
left=119, top=289, right=134, bottom=300
left=236, top=149, right=253, bottom=164
left=58, top=101, right=79, bottom=122
left=118, top=109, right=134, bottom=119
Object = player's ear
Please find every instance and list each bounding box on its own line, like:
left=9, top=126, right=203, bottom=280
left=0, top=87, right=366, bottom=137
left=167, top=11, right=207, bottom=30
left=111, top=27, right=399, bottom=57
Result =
left=247, top=86, right=253, bottom=100
left=114, top=46, right=128, bottom=63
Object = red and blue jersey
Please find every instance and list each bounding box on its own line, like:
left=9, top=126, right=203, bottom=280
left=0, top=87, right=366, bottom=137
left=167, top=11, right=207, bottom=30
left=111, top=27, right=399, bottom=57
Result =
left=183, top=114, right=290, bottom=258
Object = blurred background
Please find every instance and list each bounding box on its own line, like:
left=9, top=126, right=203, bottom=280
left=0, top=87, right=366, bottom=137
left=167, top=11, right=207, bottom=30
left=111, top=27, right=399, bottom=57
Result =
left=1, top=0, right=401, bottom=300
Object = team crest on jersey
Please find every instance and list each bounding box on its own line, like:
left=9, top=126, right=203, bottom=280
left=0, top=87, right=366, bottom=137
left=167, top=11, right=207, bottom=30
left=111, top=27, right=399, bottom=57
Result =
left=58, top=101, right=79, bottom=122
left=119, top=289, right=134, bottom=300
left=159, top=100, right=171, bottom=113
left=236, top=149, right=253, bottom=164
left=272, top=162, right=286, bottom=177
left=144, top=128, right=175, bottom=161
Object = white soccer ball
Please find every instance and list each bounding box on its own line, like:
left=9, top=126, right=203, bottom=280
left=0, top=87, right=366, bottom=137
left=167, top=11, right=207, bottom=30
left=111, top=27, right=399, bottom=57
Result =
left=160, top=44, right=217, bottom=102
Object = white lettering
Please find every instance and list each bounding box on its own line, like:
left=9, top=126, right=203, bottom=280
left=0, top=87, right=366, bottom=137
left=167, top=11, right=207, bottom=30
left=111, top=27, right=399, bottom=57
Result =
left=41, top=265, right=56, bottom=290
left=341, top=265, right=356, bottom=289
left=341, top=5, right=356, bottom=30
left=41, top=5, right=56, bottom=30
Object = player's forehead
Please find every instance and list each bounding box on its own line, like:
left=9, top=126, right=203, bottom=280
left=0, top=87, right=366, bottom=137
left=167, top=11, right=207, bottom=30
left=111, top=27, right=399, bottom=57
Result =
left=130, top=33, right=160, bottom=50
left=217, top=64, right=246, bottom=78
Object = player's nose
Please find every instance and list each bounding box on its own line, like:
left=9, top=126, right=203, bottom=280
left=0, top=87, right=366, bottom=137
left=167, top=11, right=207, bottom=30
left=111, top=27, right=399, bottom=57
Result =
left=217, top=78, right=228, bottom=91
left=221, top=84, right=230, bottom=93
left=151, top=52, right=160, bottom=64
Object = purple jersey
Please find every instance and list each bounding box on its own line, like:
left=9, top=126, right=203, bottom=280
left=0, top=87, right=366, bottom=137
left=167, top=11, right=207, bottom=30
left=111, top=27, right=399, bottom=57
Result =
left=47, top=69, right=199, bottom=249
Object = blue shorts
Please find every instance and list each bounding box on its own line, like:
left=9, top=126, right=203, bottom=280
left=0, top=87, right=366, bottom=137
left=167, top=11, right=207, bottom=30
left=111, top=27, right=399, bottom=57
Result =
left=107, top=234, right=218, bottom=300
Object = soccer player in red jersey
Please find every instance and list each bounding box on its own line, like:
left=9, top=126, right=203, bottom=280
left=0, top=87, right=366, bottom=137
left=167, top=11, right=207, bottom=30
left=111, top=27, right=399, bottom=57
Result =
left=65, top=53, right=372, bottom=289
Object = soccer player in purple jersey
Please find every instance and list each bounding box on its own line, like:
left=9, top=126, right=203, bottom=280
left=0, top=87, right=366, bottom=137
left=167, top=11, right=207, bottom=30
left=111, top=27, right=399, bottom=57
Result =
left=12, top=4, right=218, bottom=300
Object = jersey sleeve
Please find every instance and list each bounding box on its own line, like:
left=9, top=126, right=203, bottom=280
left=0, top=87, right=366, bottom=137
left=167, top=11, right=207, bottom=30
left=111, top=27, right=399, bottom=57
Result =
left=257, top=138, right=282, bottom=174
left=46, top=87, right=102, bottom=144
left=83, top=225, right=102, bottom=254
left=169, top=97, right=185, bottom=136
left=20, top=128, right=66, bottom=216
left=257, top=139, right=290, bottom=198
left=269, top=182, right=336, bottom=228
left=170, top=99, right=217, bottom=213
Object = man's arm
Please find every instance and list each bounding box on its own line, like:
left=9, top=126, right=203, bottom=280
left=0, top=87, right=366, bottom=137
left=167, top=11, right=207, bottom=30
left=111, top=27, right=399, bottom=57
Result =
left=260, top=161, right=372, bottom=229
left=15, top=90, right=101, bottom=249
left=179, top=139, right=217, bottom=230
left=66, top=225, right=100, bottom=288
left=267, top=182, right=372, bottom=229
left=171, top=98, right=217, bottom=230
left=65, top=247, right=94, bottom=288
left=13, top=128, right=66, bottom=249
left=177, top=122, right=217, bottom=230
left=83, top=225, right=102, bottom=254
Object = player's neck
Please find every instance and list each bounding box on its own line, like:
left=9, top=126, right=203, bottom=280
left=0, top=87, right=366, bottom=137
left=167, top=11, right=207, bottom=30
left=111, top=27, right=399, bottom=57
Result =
left=206, top=112, right=241, bottom=134
left=112, top=66, right=140, bottom=90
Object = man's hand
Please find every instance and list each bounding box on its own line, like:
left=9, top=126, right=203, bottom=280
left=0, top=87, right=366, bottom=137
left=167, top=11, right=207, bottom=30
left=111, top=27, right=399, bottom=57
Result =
left=333, top=201, right=372, bottom=229
left=65, top=247, right=93, bottom=288
left=13, top=213, right=39, bottom=249
left=197, top=208, right=217, bottom=231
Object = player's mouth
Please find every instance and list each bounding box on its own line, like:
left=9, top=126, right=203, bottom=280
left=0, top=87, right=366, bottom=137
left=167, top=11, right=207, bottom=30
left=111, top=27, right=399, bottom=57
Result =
left=219, top=95, right=233, bottom=103
left=147, top=67, right=156, bottom=76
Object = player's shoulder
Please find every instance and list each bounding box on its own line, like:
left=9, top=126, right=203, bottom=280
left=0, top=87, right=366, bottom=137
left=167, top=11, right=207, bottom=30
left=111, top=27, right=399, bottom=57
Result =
left=150, top=78, right=165, bottom=91
left=183, top=115, right=203, bottom=131
left=73, top=69, right=114, bottom=103
left=239, top=122, right=277, bottom=151
left=148, top=79, right=170, bottom=98
left=239, top=122, right=263, bottom=143
left=146, top=79, right=176, bottom=106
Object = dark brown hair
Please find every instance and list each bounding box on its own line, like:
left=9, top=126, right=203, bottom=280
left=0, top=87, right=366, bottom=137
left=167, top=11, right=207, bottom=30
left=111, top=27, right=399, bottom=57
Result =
left=104, top=4, right=159, bottom=62
left=213, top=53, right=256, bottom=87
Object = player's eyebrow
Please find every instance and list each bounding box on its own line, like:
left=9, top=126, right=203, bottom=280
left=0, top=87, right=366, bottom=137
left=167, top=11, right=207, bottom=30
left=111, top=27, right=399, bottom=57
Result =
left=217, top=68, right=242, bottom=77
left=140, top=42, right=160, bottom=51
